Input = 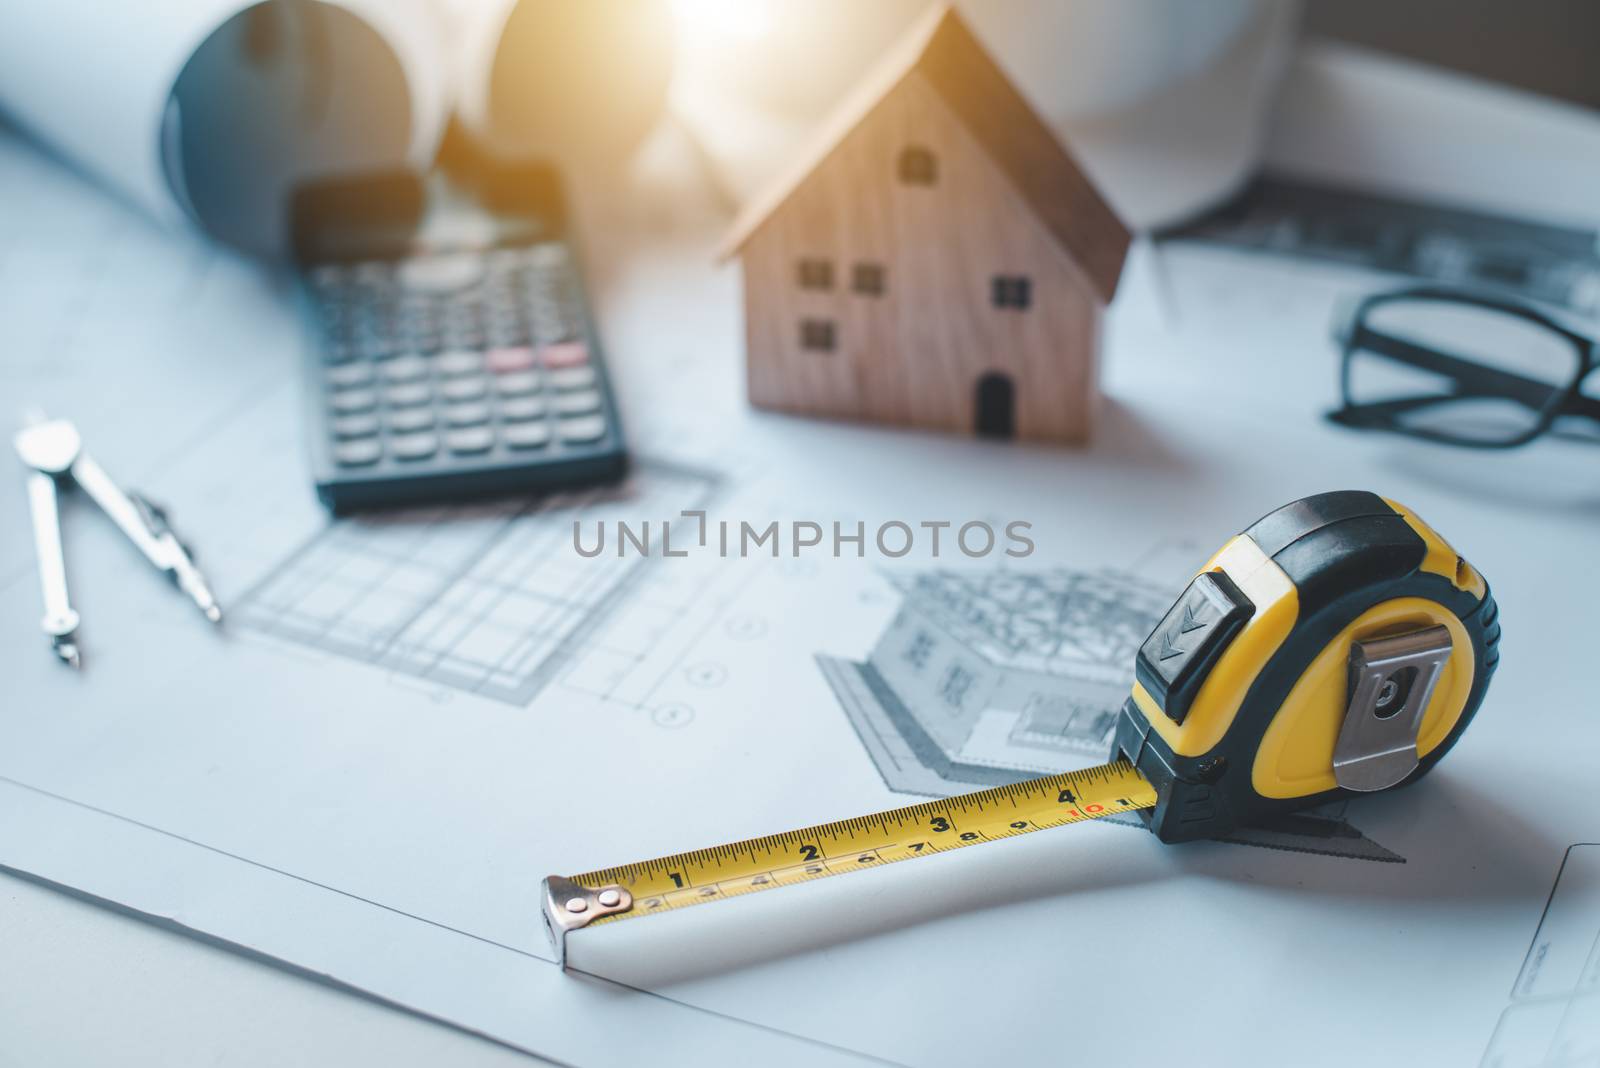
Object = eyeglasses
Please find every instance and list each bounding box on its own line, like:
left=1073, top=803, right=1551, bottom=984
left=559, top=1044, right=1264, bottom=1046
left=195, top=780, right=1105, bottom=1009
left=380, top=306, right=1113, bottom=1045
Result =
left=1329, top=286, right=1600, bottom=448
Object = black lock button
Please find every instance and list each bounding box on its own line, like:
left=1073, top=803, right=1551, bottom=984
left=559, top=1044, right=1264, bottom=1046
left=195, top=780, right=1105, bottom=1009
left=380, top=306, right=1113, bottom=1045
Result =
left=1135, top=570, right=1254, bottom=725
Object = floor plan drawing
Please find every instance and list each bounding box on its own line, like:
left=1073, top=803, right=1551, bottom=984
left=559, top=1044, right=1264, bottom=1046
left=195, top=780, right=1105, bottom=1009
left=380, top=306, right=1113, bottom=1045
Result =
left=820, top=566, right=1405, bottom=863
left=234, top=462, right=719, bottom=706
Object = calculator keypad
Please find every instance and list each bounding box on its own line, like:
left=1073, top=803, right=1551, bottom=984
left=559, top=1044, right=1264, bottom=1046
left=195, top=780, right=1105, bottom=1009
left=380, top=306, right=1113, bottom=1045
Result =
left=307, top=244, right=617, bottom=480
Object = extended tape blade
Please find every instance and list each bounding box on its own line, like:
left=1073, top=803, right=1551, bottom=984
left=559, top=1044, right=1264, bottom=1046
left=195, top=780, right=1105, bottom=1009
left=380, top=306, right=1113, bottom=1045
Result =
left=542, top=759, right=1156, bottom=967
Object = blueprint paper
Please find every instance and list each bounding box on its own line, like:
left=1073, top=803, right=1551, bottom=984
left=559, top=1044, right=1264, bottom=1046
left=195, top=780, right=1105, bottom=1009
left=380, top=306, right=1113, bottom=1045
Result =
left=3, top=125, right=1600, bottom=1068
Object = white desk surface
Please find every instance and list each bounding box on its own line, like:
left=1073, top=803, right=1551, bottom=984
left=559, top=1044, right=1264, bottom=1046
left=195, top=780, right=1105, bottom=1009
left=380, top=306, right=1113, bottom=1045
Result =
left=3, top=43, right=1598, bottom=1068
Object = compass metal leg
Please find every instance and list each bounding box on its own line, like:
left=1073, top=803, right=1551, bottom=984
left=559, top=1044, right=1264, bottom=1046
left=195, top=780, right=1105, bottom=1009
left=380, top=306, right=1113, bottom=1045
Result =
left=24, top=469, right=82, bottom=667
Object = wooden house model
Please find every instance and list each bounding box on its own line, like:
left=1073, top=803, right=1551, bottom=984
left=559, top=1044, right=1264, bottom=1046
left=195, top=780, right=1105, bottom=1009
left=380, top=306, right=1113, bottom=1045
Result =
left=721, top=6, right=1131, bottom=442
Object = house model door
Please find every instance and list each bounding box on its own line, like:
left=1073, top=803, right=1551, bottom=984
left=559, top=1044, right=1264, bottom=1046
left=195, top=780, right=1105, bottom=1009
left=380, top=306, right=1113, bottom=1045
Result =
left=975, top=372, right=1016, bottom=439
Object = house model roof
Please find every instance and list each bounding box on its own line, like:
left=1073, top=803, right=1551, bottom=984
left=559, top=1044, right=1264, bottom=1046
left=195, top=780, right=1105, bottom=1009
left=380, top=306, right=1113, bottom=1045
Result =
left=720, top=5, right=1132, bottom=304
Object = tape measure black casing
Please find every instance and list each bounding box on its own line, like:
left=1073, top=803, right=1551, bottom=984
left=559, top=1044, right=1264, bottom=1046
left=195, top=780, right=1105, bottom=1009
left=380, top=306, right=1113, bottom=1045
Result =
left=1114, top=490, right=1501, bottom=843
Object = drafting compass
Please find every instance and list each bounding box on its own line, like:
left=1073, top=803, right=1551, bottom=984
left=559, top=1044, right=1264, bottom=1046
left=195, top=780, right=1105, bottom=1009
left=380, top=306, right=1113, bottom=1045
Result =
left=14, top=415, right=222, bottom=668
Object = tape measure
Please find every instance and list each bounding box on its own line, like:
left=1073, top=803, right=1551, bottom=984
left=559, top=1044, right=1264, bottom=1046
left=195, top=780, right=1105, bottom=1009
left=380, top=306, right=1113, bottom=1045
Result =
left=542, top=491, right=1501, bottom=967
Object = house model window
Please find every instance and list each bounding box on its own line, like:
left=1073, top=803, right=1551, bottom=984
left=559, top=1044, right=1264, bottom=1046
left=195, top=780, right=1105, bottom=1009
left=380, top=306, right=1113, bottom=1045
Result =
left=852, top=262, right=886, bottom=296
left=800, top=318, right=836, bottom=351
left=897, top=146, right=937, bottom=186
left=991, top=275, right=1032, bottom=310
left=797, top=259, right=834, bottom=290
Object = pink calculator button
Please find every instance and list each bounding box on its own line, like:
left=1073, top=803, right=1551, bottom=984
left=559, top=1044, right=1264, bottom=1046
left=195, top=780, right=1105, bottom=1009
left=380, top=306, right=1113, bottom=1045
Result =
left=485, top=346, right=538, bottom=373
left=539, top=341, right=589, bottom=368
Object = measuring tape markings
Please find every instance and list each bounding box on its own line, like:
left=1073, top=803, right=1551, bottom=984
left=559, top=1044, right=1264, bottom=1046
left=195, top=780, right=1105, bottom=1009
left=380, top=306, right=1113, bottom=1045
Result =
left=571, top=761, right=1157, bottom=926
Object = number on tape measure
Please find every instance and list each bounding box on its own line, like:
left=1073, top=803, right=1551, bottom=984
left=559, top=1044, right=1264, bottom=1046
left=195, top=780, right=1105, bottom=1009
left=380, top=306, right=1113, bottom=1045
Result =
left=560, top=760, right=1157, bottom=933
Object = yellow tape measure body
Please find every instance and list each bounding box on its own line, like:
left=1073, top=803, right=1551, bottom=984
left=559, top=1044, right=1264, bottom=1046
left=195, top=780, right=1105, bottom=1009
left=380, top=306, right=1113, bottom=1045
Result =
left=544, top=492, right=1500, bottom=967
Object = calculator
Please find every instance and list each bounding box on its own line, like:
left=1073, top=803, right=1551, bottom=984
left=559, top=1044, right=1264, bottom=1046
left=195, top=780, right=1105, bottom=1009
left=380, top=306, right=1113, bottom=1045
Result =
left=291, top=163, right=627, bottom=512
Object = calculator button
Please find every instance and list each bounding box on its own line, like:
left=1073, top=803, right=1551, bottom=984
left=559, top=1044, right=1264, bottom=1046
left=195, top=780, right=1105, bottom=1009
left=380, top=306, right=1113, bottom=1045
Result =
left=445, top=427, right=496, bottom=454
left=557, top=415, right=608, bottom=443
left=331, top=413, right=380, bottom=439
left=539, top=341, right=589, bottom=368
left=382, top=355, right=430, bottom=383
left=384, top=383, right=432, bottom=408
left=435, top=350, right=484, bottom=377
left=548, top=366, right=596, bottom=391
left=330, top=389, right=378, bottom=414
left=444, top=402, right=492, bottom=427
left=441, top=377, right=489, bottom=402
left=554, top=389, right=602, bottom=416
left=390, top=432, right=440, bottom=461
left=503, top=422, right=552, bottom=449
left=486, top=346, right=538, bottom=373
left=327, top=363, right=376, bottom=389
left=333, top=439, right=383, bottom=466
left=385, top=408, right=435, bottom=432
left=494, top=371, right=542, bottom=396
left=499, top=396, right=547, bottom=421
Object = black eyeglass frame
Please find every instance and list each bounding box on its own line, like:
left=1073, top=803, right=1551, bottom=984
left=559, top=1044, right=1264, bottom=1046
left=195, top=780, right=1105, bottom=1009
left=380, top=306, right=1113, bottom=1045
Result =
left=1330, top=285, right=1600, bottom=449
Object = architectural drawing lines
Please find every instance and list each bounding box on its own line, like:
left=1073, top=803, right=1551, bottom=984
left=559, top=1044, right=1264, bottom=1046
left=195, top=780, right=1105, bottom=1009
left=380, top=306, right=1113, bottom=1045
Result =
left=233, top=461, right=720, bottom=706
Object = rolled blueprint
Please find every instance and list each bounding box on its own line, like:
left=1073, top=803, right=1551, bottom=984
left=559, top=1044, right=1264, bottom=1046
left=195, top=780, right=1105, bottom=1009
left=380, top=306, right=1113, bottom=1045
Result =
left=0, top=0, right=677, bottom=255
left=0, top=0, right=451, bottom=255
